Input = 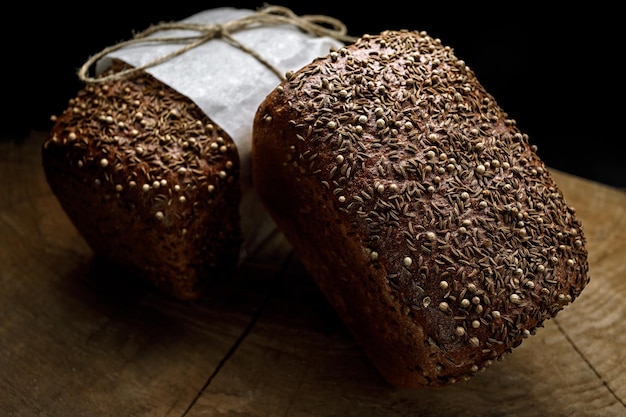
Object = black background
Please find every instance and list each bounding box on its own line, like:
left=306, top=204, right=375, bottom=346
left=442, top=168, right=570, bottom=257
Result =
left=4, top=2, right=623, bottom=187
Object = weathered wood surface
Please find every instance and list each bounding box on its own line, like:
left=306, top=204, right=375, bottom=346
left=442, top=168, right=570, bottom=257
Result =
left=1, top=132, right=625, bottom=417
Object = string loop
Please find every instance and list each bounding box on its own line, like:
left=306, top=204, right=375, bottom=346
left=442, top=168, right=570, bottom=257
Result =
left=77, top=5, right=357, bottom=83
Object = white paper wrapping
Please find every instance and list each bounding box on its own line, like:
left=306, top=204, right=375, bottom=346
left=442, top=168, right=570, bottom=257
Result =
left=94, top=7, right=344, bottom=262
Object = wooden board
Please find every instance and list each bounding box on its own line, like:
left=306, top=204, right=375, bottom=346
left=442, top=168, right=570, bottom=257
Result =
left=1, top=132, right=625, bottom=417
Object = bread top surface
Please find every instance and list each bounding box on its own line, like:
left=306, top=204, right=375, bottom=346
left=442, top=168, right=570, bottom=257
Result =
left=253, top=30, right=590, bottom=386
left=43, top=60, right=242, bottom=299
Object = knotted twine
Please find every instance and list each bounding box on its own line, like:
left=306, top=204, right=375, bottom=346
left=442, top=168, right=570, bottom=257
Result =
left=78, top=5, right=357, bottom=84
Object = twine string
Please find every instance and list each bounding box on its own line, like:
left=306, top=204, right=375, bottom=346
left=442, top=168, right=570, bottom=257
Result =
left=77, top=5, right=357, bottom=83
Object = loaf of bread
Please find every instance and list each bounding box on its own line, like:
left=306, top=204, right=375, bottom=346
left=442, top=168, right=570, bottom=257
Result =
left=42, top=7, right=346, bottom=299
left=252, top=30, right=590, bottom=387
left=44, top=60, right=243, bottom=299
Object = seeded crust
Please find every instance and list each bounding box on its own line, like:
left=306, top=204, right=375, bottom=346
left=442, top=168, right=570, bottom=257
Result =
left=252, top=30, right=590, bottom=387
left=43, top=60, right=242, bottom=300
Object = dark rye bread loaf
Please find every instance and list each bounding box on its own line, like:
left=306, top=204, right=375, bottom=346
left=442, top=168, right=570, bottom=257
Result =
left=252, top=30, right=590, bottom=387
left=43, top=60, right=242, bottom=300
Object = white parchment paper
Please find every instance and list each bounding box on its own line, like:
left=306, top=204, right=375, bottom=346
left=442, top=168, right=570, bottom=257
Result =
left=95, top=7, right=344, bottom=261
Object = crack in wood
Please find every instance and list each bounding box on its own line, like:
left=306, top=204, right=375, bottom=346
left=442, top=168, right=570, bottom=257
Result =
left=180, top=251, right=295, bottom=416
left=554, top=318, right=626, bottom=409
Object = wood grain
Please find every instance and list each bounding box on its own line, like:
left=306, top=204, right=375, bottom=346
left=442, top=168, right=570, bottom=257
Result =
left=1, top=132, right=625, bottom=417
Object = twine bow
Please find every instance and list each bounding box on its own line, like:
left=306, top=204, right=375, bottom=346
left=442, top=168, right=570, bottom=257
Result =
left=77, top=5, right=357, bottom=83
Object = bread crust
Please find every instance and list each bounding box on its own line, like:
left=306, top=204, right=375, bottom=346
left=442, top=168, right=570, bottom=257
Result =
left=252, top=30, right=590, bottom=387
left=43, top=60, right=242, bottom=299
